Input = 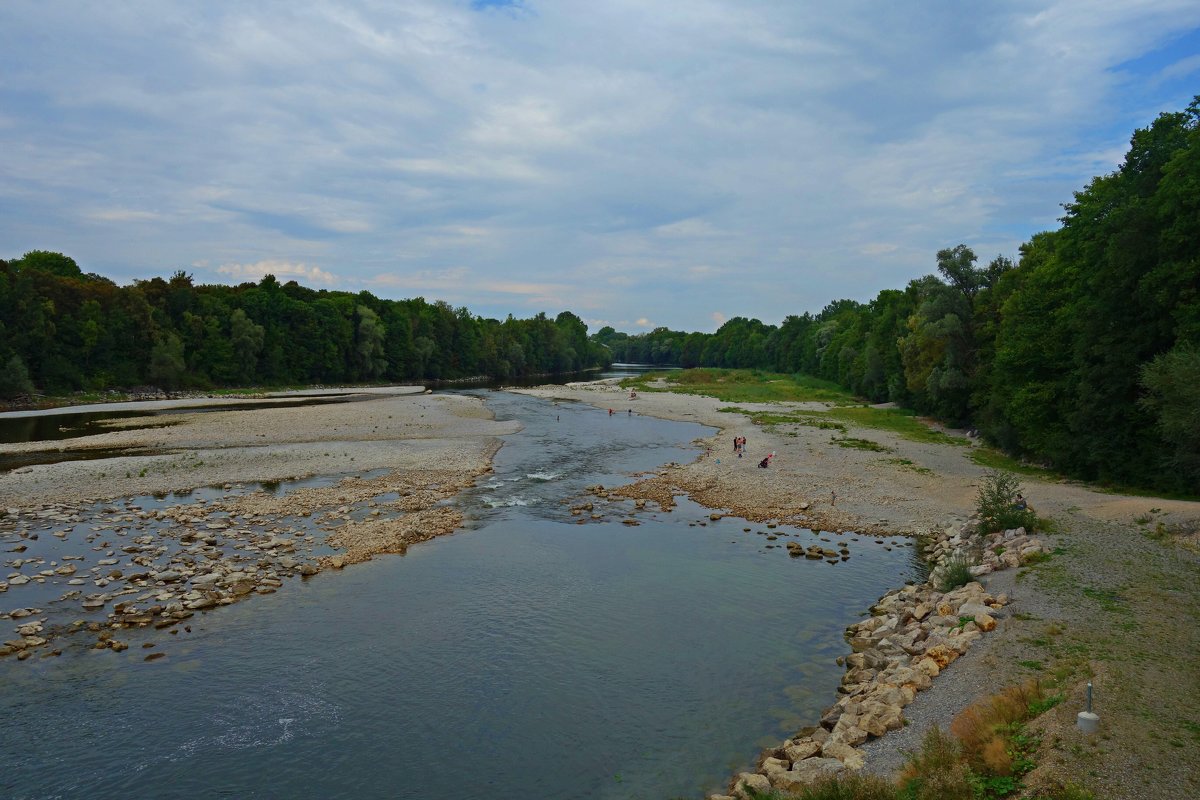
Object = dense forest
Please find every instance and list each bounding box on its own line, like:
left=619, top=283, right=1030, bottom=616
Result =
left=596, top=99, right=1199, bottom=493
left=0, top=258, right=610, bottom=393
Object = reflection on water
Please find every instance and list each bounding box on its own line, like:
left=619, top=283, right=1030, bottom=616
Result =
left=0, top=390, right=916, bottom=800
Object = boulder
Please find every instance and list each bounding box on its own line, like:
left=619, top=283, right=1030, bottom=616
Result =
left=733, top=772, right=770, bottom=799
left=958, top=601, right=997, bottom=619
left=821, top=742, right=865, bottom=770
left=914, top=656, right=941, bottom=677
left=771, top=758, right=844, bottom=791
left=858, top=702, right=904, bottom=737
left=828, top=721, right=868, bottom=747
left=924, top=644, right=960, bottom=669
left=783, top=739, right=823, bottom=762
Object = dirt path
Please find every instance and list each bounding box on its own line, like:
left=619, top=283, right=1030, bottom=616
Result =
left=514, top=381, right=1200, bottom=799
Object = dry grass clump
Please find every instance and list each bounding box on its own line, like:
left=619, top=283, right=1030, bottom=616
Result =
left=897, top=726, right=976, bottom=799
left=949, top=679, right=1046, bottom=776
left=740, top=684, right=1082, bottom=800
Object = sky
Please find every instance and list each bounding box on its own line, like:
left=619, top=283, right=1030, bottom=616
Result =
left=2, top=2, right=1198, bottom=334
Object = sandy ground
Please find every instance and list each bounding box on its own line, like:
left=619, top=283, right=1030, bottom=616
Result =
left=514, top=379, right=1200, bottom=799
left=513, top=380, right=1200, bottom=534
left=0, top=388, right=517, bottom=507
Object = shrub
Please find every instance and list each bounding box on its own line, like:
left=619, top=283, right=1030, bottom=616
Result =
left=791, top=774, right=901, bottom=800
left=936, top=554, right=974, bottom=592
left=899, top=727, right=976, bottom=800
left=0, top=354, right=35, bottom=398
left=976, top=470, right=1038, bottom=534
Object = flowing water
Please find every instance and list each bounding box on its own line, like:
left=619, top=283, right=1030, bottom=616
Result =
left=0, top=389, right=916, bottom=799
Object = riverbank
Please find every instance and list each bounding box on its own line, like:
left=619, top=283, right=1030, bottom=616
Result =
left=0, top=387, right=515, bottom=507
left=0, top=388, right=517, bottom=659
left=512, top=379, right=1200, bottom=799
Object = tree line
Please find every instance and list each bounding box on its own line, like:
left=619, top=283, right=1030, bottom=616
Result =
left=596, top=98, right=1200, bottom=493
left=0, top=256, right=610, bottom=395
left=3, top=98, right=1195, bottom=492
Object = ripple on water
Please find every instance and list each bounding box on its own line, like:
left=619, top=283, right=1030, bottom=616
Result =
left=0, top=391, right=916, bottom=800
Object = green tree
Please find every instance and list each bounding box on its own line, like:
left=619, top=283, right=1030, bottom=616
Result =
left=355, top=304, right=388, bottom=379
left=13, top=250, right=83, bottom=278
left=229, top=308, right=265, bottom=382
left=0, top=354, right=35, bottom=398
left=147, top=332, right=186, bottom=390
left=936, top=244, right=982, bottom=303
left=1139, top=346, right=1200, bottom=487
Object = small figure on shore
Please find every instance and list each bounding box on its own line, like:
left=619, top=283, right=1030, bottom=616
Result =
left=629, top=390, right=637, bottom=400
left=608, top=408, right=614, bottom=416
left=758, top=456, right=770, bottom=468
left=627, top=409, right=632, bottom=416
left=830, top=489, right=836, bottom=506
left=1013, top=493, right=1027, bottom=511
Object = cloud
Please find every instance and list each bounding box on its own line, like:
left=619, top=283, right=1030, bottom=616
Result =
left=85, top=208, right=162, bottom=223
left=217, top=259, right=338, bottom=285
left=654, top=218, right=718, bottom=238
left=3, top=1, right=1200, bottom=330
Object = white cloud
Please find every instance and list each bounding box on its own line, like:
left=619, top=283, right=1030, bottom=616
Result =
left=85, top=208, right=162, bottom=223
left=3, top=1, right=1200, bottom=329
left=217, top=259, right=338, bottom=285
left=654, top=218, right=718, bottom=238
left=1160, top=53, right=1200, bottom=80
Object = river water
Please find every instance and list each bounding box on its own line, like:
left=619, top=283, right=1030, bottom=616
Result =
left=0, top=388, right=915, bottom=799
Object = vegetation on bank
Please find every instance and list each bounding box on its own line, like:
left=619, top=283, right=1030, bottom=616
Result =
left=0, top=255, right=610, bottom=395
left=600, top=98, right=1200, bottom=494
left=623, top=368, right=854, bottom=404
left=740, top=682, right=1087, bottom=800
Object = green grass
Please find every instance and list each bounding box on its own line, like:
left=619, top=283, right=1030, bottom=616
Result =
left=937, top=554, right=975, bottom=592
left=820, top=406, right=969, bottom=445
left=886, top=457, right=934, bottom=475
left=835, top=436, right=893, bottom=452
left=623, top=368, right=855, bottom=404
left=970, top=447, right=1055, bottom=477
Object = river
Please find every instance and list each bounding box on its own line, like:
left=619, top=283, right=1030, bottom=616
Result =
left=0, top=387, right=916, bottom=799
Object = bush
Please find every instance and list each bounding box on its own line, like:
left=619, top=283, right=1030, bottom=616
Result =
left=936, top=554, right=974, bottom=592
left=791, top=774, right=901, bottom=800
left=950, top=681, right=1044, bottom=776
left=976, top=470, right=1038, bottom=534
left=899, top=727, right=976, bottom=800
left=0, top=354, right=35, bottom=398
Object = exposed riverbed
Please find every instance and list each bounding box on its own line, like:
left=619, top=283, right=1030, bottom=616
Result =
left=1, top=389, right=916, bottom=799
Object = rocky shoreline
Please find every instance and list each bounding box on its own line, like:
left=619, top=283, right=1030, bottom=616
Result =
left=715, top=519, right=1052, bottom=798
left=1, top=462, right=494, bottom=661
left=1, top=389, right=511, bottom=661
